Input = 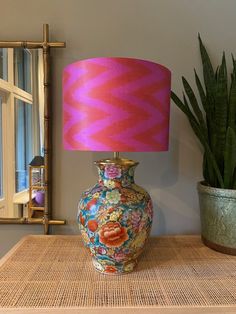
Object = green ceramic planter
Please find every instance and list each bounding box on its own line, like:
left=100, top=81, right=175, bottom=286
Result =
left=198, top=182, right=236, bottom=255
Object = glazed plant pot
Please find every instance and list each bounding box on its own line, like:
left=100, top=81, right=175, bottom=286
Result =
left=78, top=158, right=153, bottom=275
left=198, top=181, right=236, bottom=255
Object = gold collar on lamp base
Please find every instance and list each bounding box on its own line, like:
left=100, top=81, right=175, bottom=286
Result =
left=94, top=152, right=139, bottom=167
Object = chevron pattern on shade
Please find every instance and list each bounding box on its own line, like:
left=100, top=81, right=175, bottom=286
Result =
left=63, top=57, right=171, bottom=152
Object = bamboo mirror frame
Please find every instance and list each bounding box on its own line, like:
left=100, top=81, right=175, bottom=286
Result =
left=0, top=24, right=66, bottom=233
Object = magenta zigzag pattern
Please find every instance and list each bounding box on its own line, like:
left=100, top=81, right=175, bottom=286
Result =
left=63, top=57, right=171, bottom=152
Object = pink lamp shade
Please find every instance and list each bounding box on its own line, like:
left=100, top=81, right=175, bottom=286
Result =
left=63, top=57, right=171, bottom=152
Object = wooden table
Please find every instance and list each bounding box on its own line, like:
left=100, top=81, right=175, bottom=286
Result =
left=0, top=235, right=236, bottom=313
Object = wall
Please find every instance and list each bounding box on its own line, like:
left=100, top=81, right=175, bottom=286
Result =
left=0, top=0, right=236, bottom=257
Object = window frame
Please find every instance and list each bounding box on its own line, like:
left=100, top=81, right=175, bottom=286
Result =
left=0, top=92, right=9, bottom=217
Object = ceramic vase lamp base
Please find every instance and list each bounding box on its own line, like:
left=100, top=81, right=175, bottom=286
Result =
left=78, top=157, right=153, bottom=275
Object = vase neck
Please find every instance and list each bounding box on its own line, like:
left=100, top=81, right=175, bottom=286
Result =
left=95, top=158, right=138, bottom=187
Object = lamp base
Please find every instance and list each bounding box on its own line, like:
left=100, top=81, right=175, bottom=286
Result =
left=78, top=158, right=153, bottom=275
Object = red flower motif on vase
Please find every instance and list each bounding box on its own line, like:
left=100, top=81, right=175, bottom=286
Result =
left=105, top=265, right=117, bottom=273
left=104, top=165, right=121, bottom=179
left=87, top=220, right=98, bottom=232
left=99, top=221, right=128, bottom=247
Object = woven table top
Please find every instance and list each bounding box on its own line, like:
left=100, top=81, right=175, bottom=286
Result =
left=0, top=235, right=236, bottom=314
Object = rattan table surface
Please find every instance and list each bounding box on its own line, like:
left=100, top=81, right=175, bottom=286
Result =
left=0, top=235, right=236, bottom=314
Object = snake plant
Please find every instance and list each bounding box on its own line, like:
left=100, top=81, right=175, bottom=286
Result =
left=171, top=35, right=236, bottom=189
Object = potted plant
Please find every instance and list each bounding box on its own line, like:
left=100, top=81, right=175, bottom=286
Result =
left=171, top=35, right=236, bottom=255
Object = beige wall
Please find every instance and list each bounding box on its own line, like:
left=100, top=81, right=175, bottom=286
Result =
left=1, top=0, right=236, bottom=257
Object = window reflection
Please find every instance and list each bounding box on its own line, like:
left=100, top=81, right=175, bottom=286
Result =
left=15, top=99, right=33, bottom=193
left=0, top=97, right=2, bottom=198
left=14, top=48, right=32, bottom=93
left=0, top=47, right=44, bottom=217
left=0, top=48, right=8, bottom=81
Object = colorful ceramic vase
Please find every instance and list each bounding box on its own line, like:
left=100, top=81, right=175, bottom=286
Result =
left=78, top=158, right=153, bottom=275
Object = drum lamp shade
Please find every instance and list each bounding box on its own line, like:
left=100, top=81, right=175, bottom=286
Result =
left=63, top=57, right=171, bottom=152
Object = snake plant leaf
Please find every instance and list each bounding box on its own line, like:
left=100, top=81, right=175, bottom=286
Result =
left=224, top=127, right=236, bottom=188
left=215, top=66, right=219, bottom=81
left=198, top=35, right=218, bottom=160
left=194, top=69, right=216, bottom=154
left=228, top=76, right=236, bottom=132
left=182, top=76, right=207, bottom=138
left=229, top=59, right=236, bottom=132
left=233, top=168, right=236, bottom=189
left=232, top=54, right=236, bottom=76
left=203, top=152, right=217, bottom=187
left=194, top=69, right=207, bottom=111
left=171, top=92, right=224, bottom=187
left=188, top=117, right=224, bottom=188
left=198, top=35, right=216, bottom=114
left=171, top=91, right=207, bottom=146
left=215, top=53, right=228, bottom=171
left=203, top=153, right=209, bottom=183
left=171, top=91, right=199, bottom=125
left=182, top=93, right=209, bottom=143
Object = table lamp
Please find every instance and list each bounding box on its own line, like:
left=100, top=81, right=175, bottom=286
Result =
left=63, top=57, right=171, bottom=274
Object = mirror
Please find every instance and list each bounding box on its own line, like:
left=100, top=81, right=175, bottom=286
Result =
left=0, top=48, right=44, bottom=218
left=0, top=24, right=66, bottom=233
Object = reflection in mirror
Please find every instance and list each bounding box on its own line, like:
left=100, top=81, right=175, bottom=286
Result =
left=0, top=47, right=44, bottom=219
left=14, top=48, right=32, bottom=93
left=0, top=48, right=8, bottom=81
left=0, top=97, right=3, bottom=199
left=15, top=99, right=33, bottom=193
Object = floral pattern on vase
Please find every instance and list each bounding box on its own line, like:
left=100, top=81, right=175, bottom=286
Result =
left=78, top=158, right=153, bottom=275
